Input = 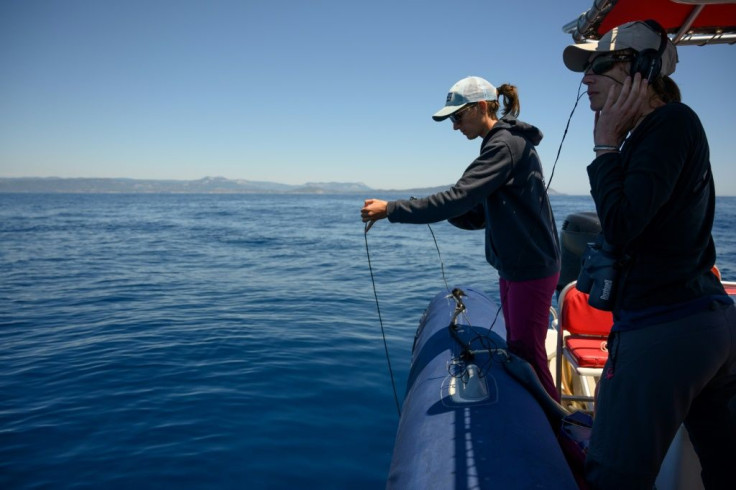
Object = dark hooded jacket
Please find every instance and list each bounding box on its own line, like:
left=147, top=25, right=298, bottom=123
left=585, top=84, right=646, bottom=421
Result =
left=386, top=117, right=560, bottom=282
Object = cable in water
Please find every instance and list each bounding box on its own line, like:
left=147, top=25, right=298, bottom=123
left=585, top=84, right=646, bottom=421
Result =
left=364, top=221, right=401, bottom=417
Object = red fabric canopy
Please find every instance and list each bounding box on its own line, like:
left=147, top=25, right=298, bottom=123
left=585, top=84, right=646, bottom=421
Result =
left=598, top=0, right=736, bottom=35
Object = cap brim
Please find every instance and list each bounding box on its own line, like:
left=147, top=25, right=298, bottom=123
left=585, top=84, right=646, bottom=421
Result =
left=563, top=43, right=599, bottom=72
left=432, top=103, right=467, bottom=122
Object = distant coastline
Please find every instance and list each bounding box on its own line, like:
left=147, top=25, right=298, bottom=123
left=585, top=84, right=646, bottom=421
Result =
left=0, top=176, right=563, bottom=195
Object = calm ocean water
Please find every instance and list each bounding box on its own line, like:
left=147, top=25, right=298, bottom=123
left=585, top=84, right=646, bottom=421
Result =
left=2, top=193, right=734, bottom=489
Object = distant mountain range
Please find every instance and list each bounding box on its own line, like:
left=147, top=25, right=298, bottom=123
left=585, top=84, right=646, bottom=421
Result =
left=0, top=176, right=559, bottom=195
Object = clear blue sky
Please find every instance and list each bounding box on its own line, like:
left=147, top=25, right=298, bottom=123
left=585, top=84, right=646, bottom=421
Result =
left=1, top=0, right=734, bottom=195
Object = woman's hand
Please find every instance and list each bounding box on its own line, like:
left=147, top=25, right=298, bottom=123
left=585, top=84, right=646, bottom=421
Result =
left=361, top=199, right=388, bottom=231
left=594, top=72, right=649, bottom=150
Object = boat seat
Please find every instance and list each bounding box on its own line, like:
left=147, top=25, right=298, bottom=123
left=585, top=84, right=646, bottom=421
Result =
left=554, top=281, right=614, bottom=410
left=723, top=280, right=736, bottom=298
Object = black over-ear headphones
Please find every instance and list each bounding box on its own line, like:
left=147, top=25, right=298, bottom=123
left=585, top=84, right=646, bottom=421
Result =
left=630, top=20, right=669, bottom=83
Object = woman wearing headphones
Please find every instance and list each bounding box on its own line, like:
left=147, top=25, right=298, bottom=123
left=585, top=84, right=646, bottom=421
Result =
left=563, top=20, right=736, bottom=490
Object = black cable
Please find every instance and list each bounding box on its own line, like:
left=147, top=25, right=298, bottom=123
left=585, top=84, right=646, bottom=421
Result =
left=364, top=222, right=401, bottom=417
left=426, top=223, right=450, bottom=292
left=546, top=79, right=587, bottom=193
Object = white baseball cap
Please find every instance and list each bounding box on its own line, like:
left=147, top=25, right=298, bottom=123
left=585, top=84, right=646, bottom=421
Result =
left=432, top=76, right=498, bottom=121
left=563, top=20, right=678, bottom=76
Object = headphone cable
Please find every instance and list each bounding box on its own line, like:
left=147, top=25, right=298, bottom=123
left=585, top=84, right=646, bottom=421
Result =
left=546, top=78, right=587, bottom=192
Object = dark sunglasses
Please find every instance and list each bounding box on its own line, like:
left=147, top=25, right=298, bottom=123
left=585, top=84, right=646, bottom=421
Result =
left=585, top=54, right=634, bottom=75
left=449, top=104, right=476, bottom=123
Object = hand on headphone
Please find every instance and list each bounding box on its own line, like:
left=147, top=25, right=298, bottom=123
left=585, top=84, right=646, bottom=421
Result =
left=594, top=72, right=649, bottom=149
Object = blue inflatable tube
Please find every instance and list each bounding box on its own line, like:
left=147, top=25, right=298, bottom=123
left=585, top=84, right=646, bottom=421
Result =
left=386, top=287, right=577, bottom=489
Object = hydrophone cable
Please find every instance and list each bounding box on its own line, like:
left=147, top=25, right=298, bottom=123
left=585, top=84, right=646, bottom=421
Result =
left=364, top=222, right=401, bottom=417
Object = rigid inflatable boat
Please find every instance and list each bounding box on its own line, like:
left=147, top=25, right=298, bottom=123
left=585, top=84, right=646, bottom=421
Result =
left=386, top=287, right=579, bottom=489
left=386, top=2, right=736, bottom=487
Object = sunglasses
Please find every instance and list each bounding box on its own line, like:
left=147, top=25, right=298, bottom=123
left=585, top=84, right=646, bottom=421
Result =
left=449, top=104, right=476, bottom=123
left=585, top=54, right=634, bottom=75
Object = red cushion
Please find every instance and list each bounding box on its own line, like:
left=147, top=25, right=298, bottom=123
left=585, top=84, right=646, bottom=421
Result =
left=561, top=287, right=614, bottom=336
left=565, top=336, right=609, bottom=368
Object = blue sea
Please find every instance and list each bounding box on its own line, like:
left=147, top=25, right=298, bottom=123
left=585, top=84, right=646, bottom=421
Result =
left=2, top=193, right=735, bottom=489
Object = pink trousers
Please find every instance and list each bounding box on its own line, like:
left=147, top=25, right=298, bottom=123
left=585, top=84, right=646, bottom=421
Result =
left=500, top=273, right=560, bottom=402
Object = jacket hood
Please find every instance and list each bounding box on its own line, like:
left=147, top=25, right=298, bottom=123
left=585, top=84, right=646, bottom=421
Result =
left=486, top=117, right=543, bottom=146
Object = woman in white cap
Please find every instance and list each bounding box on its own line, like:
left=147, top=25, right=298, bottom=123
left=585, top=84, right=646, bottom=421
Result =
left=361, top=76, right=561, bottom=402
left=563, top=20, right=735, bottom=489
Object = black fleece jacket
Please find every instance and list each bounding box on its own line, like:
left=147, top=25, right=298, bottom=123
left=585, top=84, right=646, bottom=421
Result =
left=386, top=117, right=560, bottom=282
left=587, top=102, right=725, bottom=312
